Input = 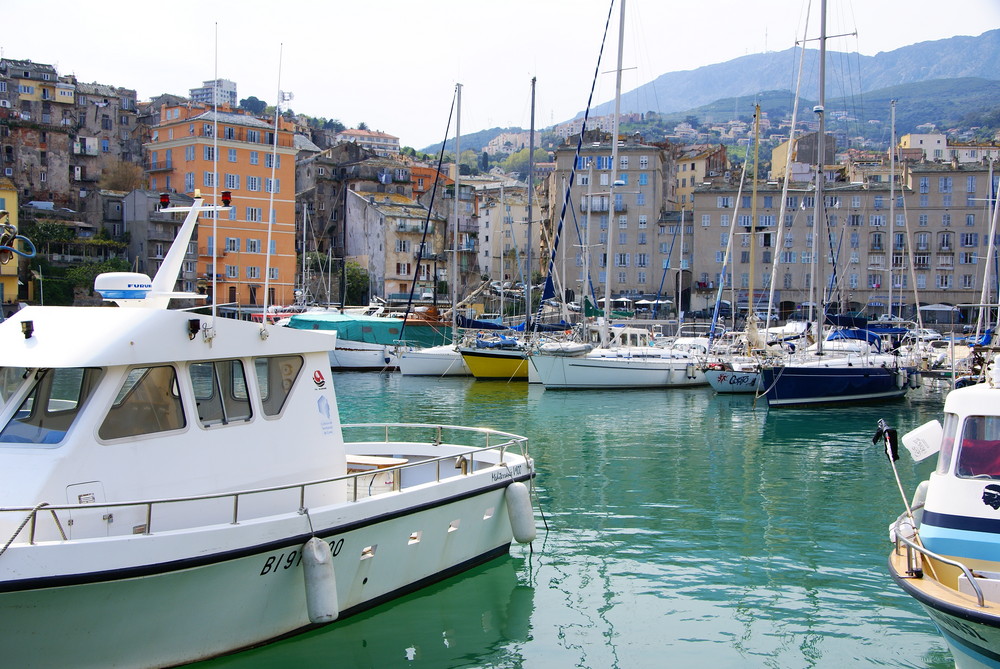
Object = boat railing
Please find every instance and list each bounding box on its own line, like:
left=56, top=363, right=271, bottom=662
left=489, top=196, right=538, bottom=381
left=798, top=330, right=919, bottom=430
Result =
left=0, top=423, right=529, bottom=552
left=892, top=528, right=985, bottom=607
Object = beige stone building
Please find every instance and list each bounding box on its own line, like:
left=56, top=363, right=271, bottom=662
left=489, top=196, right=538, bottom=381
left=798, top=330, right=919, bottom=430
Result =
left=541, top=132, right=678, bottom=305
left=689, top=157, right=999, bottom=323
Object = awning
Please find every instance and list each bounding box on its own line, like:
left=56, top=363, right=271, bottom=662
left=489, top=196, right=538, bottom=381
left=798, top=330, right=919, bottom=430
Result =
left=868, top=301, right=883, bottom=307
left=919, top=303, right=959, bottom=311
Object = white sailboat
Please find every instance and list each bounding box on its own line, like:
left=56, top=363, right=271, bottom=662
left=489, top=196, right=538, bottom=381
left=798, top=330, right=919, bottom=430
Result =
left=400, top=83, right=470, bottom=377
left=0, top=193, right=535, bottom=667
left=758, top=0, right=915, bottom=407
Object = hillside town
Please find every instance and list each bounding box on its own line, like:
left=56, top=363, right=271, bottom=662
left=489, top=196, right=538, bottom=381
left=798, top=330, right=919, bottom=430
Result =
left=2, top=58, right=1000, bottom=326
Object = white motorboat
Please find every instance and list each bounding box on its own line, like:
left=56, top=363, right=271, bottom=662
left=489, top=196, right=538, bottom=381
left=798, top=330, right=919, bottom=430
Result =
left=883, top=354, right=1000, bottom=668
left=0, top=196, right=535, bottom=668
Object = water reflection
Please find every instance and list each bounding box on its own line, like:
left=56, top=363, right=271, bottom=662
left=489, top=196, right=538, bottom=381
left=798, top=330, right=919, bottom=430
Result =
left=196, top=557, right=533, bottom=668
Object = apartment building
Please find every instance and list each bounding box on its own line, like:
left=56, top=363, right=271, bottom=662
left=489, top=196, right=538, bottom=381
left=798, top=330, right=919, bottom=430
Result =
left=900, top=133, right=1000, bottom=164
left=189, top=79, right=238, bottom=108
left=675, top=144, right=727, bottom=207
left=146, top=104, right=297, bottom=308
left=689, top=158, right=1000, bottom=321
left=477, top=183, right=538, bottom=283
left=541, top=131, right=676, bottom=303
left=0, top=177, right=20, bottom=306
left=334, top=128, right=400, bottom=157
left=344, top=191, right=446, bottom=301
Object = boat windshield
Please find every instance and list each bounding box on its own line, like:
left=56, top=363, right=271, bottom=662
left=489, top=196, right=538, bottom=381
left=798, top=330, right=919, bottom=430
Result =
left=0, top=366, right=28, bottom=406
left=956, top=415, right=1000, bottom=479
left=0, top=367, right=102, bottom=446
left=936, top=413, right=959, bottom=475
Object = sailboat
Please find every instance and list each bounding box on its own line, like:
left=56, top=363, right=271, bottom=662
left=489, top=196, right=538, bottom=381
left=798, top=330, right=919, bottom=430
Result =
left=757, top=0, right=916, bottom=407
left=459, top=78, right=538, bottom=381
left=399, top=84, right=470, bottom=377
left=529, top=0, right=708, bottom=391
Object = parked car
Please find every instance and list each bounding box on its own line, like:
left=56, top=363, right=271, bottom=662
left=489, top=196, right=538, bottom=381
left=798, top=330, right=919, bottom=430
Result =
left=907, top=328, right=943, bottom=342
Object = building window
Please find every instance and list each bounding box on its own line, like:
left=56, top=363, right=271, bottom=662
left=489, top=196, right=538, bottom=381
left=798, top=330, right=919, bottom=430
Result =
left=225, top=174, right=240, bottom=189
left=249, top=151, right=259, bottom=165
left=246, top=207, right=262, bottom=222
left=247, top=176, right=261, bottom=191
left=203, top=172, right=215, bottom=187
left=247, top=130, right=260, bottom=143
left=225, top=265, right=238, bottom=278
left=265, top=153, right=280, bottom=168
left=246, top=239, right=261, bottom=253
left=246, top=266, right=260, bottom=280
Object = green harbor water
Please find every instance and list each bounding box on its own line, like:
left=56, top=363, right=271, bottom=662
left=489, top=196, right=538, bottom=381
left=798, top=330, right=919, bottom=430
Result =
left=199, top=374, right=953, bottom=668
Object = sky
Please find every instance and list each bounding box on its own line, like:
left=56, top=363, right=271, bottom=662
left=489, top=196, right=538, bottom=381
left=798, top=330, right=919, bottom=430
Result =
left=5, top=1, right=1000, bottom=149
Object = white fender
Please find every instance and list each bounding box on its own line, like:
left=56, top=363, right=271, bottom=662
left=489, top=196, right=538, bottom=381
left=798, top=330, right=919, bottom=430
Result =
left=896, top=368, right=907, bottom=389
left=505, top=481, right=536, bottom=544
left=302, top=536, right=338, bottom=623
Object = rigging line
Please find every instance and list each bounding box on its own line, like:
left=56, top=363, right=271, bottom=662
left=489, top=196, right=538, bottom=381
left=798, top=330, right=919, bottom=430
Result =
left=262, top=42, right=284, bottom=333
left=397, top=87, right=456, bottom=346
left=767, top=6, right=811, bottom=330
left=535, top=0, right=616, bottom=327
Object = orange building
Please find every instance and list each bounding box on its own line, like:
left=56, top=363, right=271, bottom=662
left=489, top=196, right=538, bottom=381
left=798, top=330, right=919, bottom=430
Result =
left=145, top=105, right=297, bottom=308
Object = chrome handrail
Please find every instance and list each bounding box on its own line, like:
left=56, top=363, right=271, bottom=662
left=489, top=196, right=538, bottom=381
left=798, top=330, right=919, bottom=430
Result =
left=0, top=422, right=530, bottom=550
left=893, top=527, right=986, bottom=608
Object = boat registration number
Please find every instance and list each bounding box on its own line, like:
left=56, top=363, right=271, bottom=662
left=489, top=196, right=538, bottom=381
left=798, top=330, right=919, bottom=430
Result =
left=259, top=537, right=345, bottom=576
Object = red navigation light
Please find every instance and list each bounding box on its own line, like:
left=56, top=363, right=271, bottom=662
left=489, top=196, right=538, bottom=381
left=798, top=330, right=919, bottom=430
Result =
left=221, top=190, right=232, bottom=207
left=159, top=193, right=170, bottom=209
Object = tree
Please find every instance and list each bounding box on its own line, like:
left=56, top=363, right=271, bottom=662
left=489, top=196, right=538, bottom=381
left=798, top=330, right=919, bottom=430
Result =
left=324, top=118, right=345, bottom=132
left=239, top=96, right=267, bottom=115
left=480, top=151, right=489, bottom=172
left=65, top=258, right=131, bottom=293
left=340, top=260, right=369, bottom=306
left=97, top=158, right=145, bottom=192
left=357, top=121, right=369, bottom=131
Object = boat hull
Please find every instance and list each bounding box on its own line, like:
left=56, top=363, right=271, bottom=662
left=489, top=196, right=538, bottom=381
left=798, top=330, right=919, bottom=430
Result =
left=759, top=364, right=911, bottom=407
left=706, top=369, right=761, bottom=393
left=328, top=340, right=402, bottom=371
left=531, top=353, right=706, bottom=389
left=888, top=550, right=1000, bottom=669
left=0, top=474, right=529, bottom=669
left=398, top=346, right=470, bottom=376
left=459, top=348, right=528, bottom=380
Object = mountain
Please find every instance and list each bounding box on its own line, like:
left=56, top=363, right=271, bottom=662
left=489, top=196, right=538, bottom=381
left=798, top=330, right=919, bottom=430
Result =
left=588, top=29, right=1000, bottom=118
left=420, top=30, right=1000, bottom=154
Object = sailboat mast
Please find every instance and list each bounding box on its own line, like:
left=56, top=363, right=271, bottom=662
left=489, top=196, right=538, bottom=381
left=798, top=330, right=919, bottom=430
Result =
left=749, top=103, right=760, bottom=329
left=526, top=77, right=535, bottom=331
left=451, top=83, right=461, bottom=336
left=888, top=99, right=896, bottom=319
left=813, top=0, right=828, bottom=355
left=602, top=0, right=626, bottom=347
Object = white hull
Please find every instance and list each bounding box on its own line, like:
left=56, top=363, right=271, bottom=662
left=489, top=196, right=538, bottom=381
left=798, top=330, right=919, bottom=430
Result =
left=0, top=443, right=531, bottom=668
left=328, top=341, right=402, bottom=371
left=398, top=345, right=470, bottom=376
left=706, top=369, right=761, bottom=393
left=531, top=352, right=706, bottom=389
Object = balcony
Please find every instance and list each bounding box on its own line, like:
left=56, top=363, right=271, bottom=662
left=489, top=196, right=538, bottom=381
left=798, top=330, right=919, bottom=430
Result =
left=198, top=246, right=227, bottom=257
left=146, top=161, right=174, bottom=173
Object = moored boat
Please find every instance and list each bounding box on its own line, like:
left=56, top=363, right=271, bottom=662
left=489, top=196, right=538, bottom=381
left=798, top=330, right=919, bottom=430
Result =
left=882, top=354, right=1000, bottom=668
left=0, top=196, right=535, bottom=668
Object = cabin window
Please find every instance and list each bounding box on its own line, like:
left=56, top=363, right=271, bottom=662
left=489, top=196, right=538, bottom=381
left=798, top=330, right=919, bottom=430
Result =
left=191, top=360, right=252, bottom=427
left=1, top=368, right=103, bottom=445
left=0, top=366, right=27, bottom=404
left=254, top=355, right=303, bottom=417
left=956, top=415, right=1000, bottom=479
left=99, top=366, right=185, bottom=440
left=936, top=413, right=959, bottom=475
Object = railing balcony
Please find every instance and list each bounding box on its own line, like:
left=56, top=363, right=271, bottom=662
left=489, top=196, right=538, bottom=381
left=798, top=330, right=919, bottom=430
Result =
left=146, top=161, right=174, bottom=172
left=198, top=246, right=227, bottom=257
